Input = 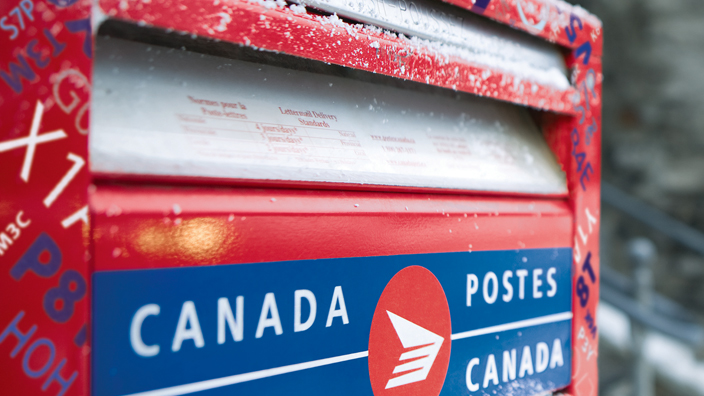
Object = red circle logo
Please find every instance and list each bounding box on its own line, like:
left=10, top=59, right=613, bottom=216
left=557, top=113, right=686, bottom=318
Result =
left=368, top=266, right=452, bottom=396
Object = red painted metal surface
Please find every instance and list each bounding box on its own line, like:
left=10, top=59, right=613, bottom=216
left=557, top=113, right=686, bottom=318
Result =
left=0, top=0, right=92, bottom=394
left=1, top=0, right=602, bottom=393
left=447, top=0, right=603, bottom=57
left=544, top=34, right=602, bottom=396
left=91, top=185, right=572, bottom=271
left=97, top=0, right=577, bottom=115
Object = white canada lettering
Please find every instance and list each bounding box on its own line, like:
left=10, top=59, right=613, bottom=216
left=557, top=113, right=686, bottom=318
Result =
left=256, top=293, right=283, bottom=338
left=129, top=286, right=349, bottom=357
left=465, top=338, right=564, bottom=392
left=130, top=304, right=160, bottom=357
left=519, top=345, right=533, bottom=377
left=172, top=301, right=205, bottom=351
left=294, top=290, right=317, bottom=332
left=218, top=296, right=243, bottom=344
left=502, top=349, right=517, bottom=382
left=551, top=338, right=565, bottom=367
left=466, top=357, right=480, bottom=392
left=465, top=338, right=565, bottom=390
left=483, top=354, right=499, bottom=388
left=326, top=286, right=349, bottom=327
left=535, top=342, right=549, bottom=373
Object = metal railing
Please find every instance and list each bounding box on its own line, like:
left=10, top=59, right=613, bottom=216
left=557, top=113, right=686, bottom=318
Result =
left=602, top=183, right=704, bottom=257
left=600, top=182, right=704, bottom=395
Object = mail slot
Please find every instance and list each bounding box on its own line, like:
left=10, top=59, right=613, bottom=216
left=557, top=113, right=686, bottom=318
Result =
left=0, top=0, right=602, bottom=395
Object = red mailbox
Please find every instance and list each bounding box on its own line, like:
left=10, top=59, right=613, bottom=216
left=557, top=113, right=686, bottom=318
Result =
left=0, top=0, right=602, bottom=395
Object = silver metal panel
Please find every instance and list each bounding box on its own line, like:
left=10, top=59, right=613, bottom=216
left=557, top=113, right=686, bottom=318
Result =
left=91, top=37, right=567, bottom=194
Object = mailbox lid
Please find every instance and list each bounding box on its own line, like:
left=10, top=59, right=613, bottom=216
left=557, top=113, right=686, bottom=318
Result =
left=95, top=0, right=579, bottom=113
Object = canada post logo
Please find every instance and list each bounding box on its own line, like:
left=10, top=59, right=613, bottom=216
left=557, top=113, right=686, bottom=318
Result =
left=92, top=249, right=572, bottom=396
left=368, top=266, right=452, bottom=396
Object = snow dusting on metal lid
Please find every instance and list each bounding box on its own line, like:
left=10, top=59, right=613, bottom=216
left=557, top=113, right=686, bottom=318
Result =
left=295, top=0, right=569, bottom=90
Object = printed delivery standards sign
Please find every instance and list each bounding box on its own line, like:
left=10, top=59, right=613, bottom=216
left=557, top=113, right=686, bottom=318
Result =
left=93, top=249, right=572, bottom=396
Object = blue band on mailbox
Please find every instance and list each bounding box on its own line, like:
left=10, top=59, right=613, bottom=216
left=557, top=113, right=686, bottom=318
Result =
left=93, top=248, right=572, bottom=396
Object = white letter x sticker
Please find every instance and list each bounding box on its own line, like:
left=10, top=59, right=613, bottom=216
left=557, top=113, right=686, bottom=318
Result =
left=0, top=101, right=67, bottom=182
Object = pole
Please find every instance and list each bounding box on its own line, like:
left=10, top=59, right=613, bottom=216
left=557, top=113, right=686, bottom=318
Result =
left=629, top=237, right=656, bottom=396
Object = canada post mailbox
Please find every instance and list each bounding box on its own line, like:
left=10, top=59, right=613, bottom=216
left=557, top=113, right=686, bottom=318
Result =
left=0, top=0, right=602, bottom=395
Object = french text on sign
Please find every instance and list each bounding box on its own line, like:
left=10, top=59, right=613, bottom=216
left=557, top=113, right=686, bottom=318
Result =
left=117, top=312, right=570, bottom=396
left=93, top=249, right=571, bottom=396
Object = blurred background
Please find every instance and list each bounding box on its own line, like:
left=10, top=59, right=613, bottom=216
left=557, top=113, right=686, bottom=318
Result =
left=568, top=0, right=704, bottom=394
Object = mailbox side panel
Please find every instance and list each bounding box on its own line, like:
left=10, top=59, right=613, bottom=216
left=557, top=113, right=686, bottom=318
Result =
left=543, top=29, right=603, bottom=396
left=0, top=0, right=92, bottom=395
